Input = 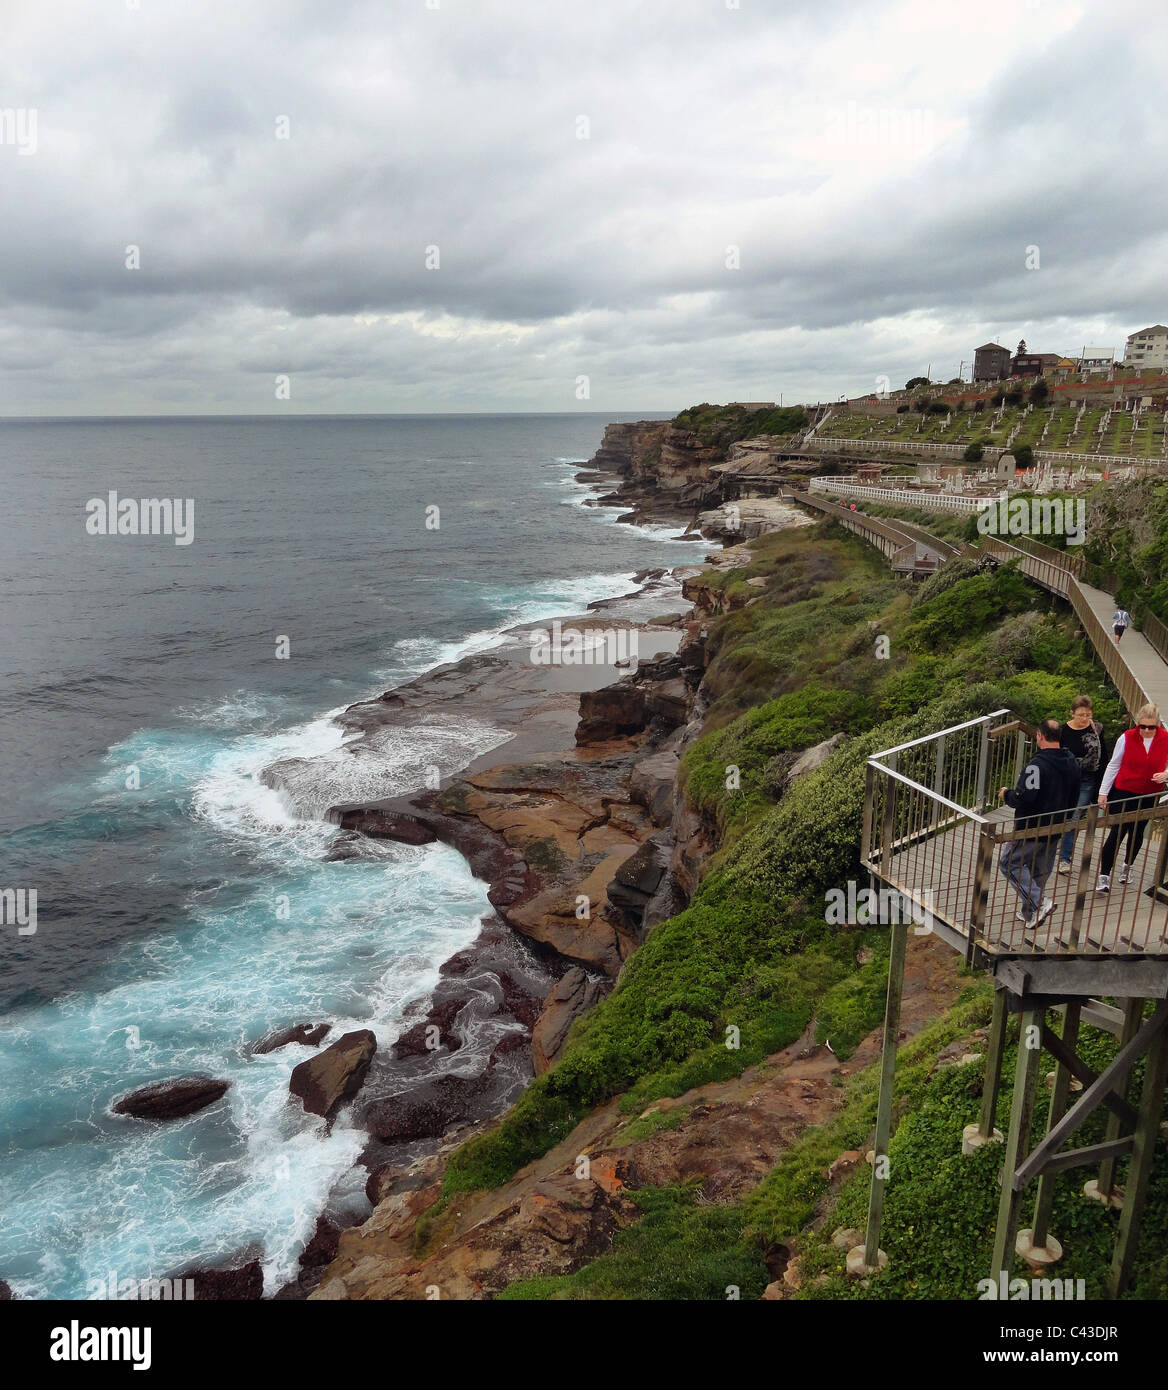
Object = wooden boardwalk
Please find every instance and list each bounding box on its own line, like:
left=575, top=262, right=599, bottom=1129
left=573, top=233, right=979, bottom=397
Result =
left=882, top=806, right=1168, bottom=959
left=1077, top=578, right=1168, bottom=713
left=782, top=487, right=1168, bottom=719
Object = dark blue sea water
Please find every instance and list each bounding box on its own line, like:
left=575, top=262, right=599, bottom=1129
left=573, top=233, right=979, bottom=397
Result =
left=0, top=414, right=691, bottom=1298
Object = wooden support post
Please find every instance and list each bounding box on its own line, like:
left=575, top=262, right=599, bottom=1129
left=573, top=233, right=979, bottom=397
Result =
left=979, top=988, right=1008, bottom=1139
left=1108, top=1009, right=1168, bottom=1297
left=1032, top=1002, right=1081, bottom=1247
left=1098, top=998, right=1144, bottom=1200
left=990, top=1006, right=1045, bottom=1282
left=863, top=919, right=909, bottom=1269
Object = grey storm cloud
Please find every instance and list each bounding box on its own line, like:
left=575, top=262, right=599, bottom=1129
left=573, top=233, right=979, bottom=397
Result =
left=0, top=0, right=1166, bottom=413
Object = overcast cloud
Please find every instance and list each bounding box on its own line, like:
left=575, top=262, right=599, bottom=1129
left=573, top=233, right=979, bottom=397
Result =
left=1, top=0, right=1165, bottom=414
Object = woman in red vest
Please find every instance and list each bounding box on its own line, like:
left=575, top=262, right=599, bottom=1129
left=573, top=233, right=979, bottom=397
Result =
left=1096, top=703, right=1168, bottom=892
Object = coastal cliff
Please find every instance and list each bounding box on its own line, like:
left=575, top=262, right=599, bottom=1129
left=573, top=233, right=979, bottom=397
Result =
left=306, top=416, right=1164, bottom=1302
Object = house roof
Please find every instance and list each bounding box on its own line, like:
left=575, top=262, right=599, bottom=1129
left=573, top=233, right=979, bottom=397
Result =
left=1128, top=326, right=1168, bottom=337
left=975, top=342, right=1008, bottom=352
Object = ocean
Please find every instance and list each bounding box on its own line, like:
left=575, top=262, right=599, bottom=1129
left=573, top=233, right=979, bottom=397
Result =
left=0, top=413, right=694, bottom=1299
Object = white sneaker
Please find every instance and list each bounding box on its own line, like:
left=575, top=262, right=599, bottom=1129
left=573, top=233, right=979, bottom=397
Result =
left=1057, top=861, right=1071, bottom=876
left=1015, top=906, right=1035, bottom=924
left=1036, top=898, right=1056, bottom=924
left=1117, top=864, right=1129, bottom=885
left=1096, top=874, right=1111, bottom=894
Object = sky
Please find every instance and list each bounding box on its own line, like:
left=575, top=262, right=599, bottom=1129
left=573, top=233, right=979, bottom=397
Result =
left=1, top=0, right=1166, bottom=415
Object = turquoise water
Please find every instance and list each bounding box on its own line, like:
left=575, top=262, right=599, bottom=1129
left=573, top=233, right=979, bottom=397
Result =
left=0, top=414, right=692, bottom=1297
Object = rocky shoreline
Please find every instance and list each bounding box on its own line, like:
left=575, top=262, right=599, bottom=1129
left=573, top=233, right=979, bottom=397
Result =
left=181, top=444, right=720, bottom=1298
left=47, top=422, right=813, bottom=1302
left=270, top=423, right=831, bottom=1297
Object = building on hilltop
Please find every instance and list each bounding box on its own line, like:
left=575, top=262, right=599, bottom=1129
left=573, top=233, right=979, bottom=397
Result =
left=1012, top=339, right=1061, bottom=377
left=973, top=342, right=1012, bottom=382
left=1123, top=326, right=1168, bottom=370
left=1077, top=348, right=1115, bottom=374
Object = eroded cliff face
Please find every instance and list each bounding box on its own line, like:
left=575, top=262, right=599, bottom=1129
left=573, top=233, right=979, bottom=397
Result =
left=588, top=420, right=669, bottom=479
left=585, top=420, right=726, bottom=521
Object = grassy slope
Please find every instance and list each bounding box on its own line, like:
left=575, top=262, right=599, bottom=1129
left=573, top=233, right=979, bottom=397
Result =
left=671, top=402, right=808, bottom=459
left=432, top=518, right=1140, bottom=1296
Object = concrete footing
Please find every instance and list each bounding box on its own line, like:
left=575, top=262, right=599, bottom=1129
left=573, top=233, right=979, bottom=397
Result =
left=1083, top=1179, right=1124, bottom=1211
left=846, top=1245, right=888, bottom=1278
left=962, top=1122, right=1004, bottom=1155
left=1016, top=1229, right=1062, bottom=1272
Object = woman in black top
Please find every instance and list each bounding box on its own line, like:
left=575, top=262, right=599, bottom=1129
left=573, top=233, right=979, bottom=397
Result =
left=1057, top=694, right=1107, bottom=873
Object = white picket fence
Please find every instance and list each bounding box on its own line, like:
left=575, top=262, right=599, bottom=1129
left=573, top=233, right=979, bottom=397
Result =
left=809, top=478, right=1000, bottom=513
left=811, top=436, right=1158, bottom=468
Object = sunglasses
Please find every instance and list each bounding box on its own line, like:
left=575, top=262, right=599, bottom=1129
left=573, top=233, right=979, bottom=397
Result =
left=1138, top=723, right=1158, bottom=731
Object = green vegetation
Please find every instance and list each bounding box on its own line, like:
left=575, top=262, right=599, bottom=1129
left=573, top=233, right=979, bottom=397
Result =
left=502, top=987, right=1168, bottom=1300
left=443, top=526, right=1121, bottom=1206
left=1082, top=477, right=1168, bottom=627
left=819, top=398, right=1164, bottom=459
left=672, top=402, right=808, bottom=458
left=397, top=465, right=1168, bottom=1303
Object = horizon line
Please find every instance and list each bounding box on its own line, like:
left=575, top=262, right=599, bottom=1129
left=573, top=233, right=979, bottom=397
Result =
left=0, top=408, right=685, bottom=423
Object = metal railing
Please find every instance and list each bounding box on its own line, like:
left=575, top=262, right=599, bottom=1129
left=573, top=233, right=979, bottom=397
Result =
left=863, top=709, right=1168, bottom=962
left=794, top=490, right=1162, bottom=721
left=1080, top=566, right=1168, bottom=667
left=977, top=537, right=1153, bottom=718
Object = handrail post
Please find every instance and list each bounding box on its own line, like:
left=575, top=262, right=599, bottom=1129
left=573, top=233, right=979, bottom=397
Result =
left=975, top=722, right=991, bottom=811
left=880, top=753, right=899, bottom=867
left=1069, top=804, right=1102, bottom=949
left=861, top=762, right=876, bottom=868
left=1012, top=728, right=1027, bottom=788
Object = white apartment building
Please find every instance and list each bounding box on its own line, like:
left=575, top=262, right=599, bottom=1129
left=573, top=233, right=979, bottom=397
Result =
left=1123, top=325, right=1168, bottom=370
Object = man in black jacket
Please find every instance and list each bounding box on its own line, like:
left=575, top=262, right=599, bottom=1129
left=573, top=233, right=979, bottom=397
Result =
left=997, top=719, right=1082, bottom=925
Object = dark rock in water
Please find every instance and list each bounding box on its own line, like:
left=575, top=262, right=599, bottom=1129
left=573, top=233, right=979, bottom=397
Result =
left=289, top=1029, right=377, bottom=1118
left=497, top=970, right=544, bottom=1029
left=186, top=1260, right=264, bottom=1300
left=489, top=1031, right=530, bottom=1066
left=0, top=1279, right=12, bottom=1300
left=112, top=1075, right=229, bottom=1121
left=531, top=969, right=606, bottom=1074
left=323, top=832, right=368, bottom=862
left=298, top=1213, right=363, bottom=1271
left=253, top=1022, right=331, bottom=1055
left=329, top=807, right=437, bottom=846
left=392, top=998, right=465, bottom=1058
left=364, top=1074, right=480, bottom=1144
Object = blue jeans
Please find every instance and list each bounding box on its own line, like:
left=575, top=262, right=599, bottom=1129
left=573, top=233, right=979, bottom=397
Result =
left=1058, top=775, right=1097, bottom=865
left=1000, top=837, right=1058, bottom=919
